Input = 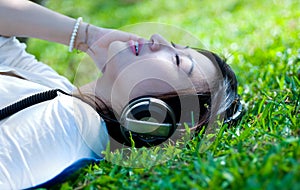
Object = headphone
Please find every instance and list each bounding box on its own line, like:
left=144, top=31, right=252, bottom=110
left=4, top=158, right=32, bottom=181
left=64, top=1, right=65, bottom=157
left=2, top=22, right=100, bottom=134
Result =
left=110, top=97, right=178, bottom=147
left=105, top=95, right=244, bottom=148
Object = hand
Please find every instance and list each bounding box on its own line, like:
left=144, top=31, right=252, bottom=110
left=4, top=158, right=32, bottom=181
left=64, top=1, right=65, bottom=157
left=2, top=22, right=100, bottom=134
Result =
left=85, top=25, right=140, bottom=71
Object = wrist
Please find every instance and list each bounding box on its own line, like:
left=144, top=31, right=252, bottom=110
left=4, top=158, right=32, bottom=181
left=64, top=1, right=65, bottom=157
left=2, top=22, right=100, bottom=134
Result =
left=75, top=23, right=103, bottom=52
left=75, top=22, right=89, bottom=52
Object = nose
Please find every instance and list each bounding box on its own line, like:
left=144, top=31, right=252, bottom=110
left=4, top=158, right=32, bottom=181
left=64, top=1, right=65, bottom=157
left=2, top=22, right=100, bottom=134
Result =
left=149, top=34, right=172, bottom=52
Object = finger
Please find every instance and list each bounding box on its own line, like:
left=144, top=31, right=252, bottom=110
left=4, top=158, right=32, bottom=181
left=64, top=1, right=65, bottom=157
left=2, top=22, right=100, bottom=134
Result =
left=105, top=29, right=140, bottom=40
left=116, top=30, right=140, bottom=41
left=100, top=29, right=140, bottom=45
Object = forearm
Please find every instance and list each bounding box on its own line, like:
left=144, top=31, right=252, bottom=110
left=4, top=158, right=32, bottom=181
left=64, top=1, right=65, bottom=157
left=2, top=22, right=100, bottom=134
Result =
left=0, top=0, right=140, bottom=68
left=0, top=0, right=91, bottom=49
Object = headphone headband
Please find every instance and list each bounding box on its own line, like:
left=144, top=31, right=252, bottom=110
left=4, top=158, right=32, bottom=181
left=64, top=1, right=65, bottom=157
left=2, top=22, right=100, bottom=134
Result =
left=224, top=97, right=243, bottom=124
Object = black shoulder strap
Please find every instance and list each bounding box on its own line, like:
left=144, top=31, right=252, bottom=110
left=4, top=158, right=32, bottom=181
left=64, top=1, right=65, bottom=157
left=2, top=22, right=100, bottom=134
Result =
left=0, top=89, right=69, bottom=120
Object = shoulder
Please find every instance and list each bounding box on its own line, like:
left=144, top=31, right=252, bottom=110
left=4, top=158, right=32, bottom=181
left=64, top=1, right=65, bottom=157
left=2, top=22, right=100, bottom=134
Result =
left=0, top=36, right=24, bottom=49
left=53, top=93, right=109, bottom=156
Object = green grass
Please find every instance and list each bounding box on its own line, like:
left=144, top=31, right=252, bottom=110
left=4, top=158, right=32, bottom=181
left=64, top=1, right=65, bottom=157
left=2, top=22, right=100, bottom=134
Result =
left=27, top=0, right=299, bottom=189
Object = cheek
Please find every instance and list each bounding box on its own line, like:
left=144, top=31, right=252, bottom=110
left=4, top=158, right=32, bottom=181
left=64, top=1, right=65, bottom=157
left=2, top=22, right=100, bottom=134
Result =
left=108, top=59, right=173, bottom=95
left=103, top=55, right=131, bottom=81
left=114, top=59, right=175, bottom=84
left=111, top=61, right=195, bottom=98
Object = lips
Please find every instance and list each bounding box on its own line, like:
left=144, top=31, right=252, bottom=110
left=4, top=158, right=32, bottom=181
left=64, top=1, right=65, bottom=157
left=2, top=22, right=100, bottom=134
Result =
left=134, top=41, right=139, bottom=56
left=129, top=39, right=144, bottom=56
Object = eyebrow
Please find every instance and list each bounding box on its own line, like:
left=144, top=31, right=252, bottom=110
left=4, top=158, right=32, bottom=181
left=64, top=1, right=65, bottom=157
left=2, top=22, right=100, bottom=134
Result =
left=187, top=55, right=195, bottom=76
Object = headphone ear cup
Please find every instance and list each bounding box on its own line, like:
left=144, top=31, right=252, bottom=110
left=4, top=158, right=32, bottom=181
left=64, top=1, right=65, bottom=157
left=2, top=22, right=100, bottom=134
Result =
left=120, top=97, right=177, bottom=147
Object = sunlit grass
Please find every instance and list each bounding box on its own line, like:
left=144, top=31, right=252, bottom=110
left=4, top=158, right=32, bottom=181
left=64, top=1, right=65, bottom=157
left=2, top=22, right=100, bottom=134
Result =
left=26, top=0, right=299, bottom=189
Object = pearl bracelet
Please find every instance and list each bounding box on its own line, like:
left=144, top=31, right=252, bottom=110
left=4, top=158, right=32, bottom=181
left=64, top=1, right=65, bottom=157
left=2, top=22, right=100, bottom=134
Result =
left=68, top=17, right=83, bottom=52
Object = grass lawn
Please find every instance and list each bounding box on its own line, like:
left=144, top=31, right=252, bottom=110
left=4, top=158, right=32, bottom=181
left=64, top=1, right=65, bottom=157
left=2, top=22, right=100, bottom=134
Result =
left=27, top=0, right=299, bottom=189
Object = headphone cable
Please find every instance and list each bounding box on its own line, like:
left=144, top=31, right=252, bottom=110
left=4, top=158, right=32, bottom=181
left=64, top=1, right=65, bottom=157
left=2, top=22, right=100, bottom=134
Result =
left=0, top=89, right=69, bottom=120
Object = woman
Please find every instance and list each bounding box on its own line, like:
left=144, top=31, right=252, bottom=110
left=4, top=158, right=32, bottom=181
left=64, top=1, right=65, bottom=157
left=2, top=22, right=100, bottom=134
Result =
left=0, top=0, right=242, bottom=189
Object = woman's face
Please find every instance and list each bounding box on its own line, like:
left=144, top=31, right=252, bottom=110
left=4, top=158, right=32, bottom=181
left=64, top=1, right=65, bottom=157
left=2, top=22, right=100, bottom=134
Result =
left=99, top=34, right=218, bottom=113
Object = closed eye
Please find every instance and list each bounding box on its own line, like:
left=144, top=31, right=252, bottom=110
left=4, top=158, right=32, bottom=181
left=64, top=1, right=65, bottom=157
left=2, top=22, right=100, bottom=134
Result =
left=171, top=41, right=176, bottom=48
left=175, top=54, right=180, bottom=66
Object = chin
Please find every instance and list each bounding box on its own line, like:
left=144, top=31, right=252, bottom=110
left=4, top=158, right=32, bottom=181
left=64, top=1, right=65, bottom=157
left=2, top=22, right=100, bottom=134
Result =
left=108, top=41, right=129, bottom=58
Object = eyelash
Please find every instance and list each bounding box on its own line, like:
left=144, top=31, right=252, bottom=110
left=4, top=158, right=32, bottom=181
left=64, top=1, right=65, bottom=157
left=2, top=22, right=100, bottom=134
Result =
left=175, top=54, right=180, bottom=66
left=171, top=41, right=180, bottom=66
